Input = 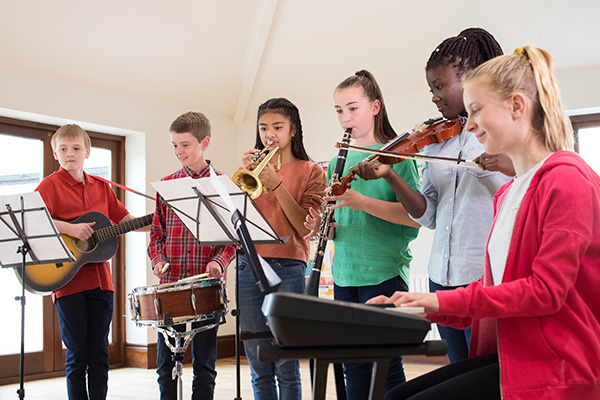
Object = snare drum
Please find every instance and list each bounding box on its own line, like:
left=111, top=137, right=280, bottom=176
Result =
left=129, top=277, right=226, bottom=326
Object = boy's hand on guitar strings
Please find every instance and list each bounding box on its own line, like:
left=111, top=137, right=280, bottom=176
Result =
left=69, top=222, right=96, bottom=240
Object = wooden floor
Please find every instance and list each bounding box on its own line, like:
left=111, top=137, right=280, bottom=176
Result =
left=0, top=357, right=443, bottom=399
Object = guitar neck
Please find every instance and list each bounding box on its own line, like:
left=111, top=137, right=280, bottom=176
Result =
left=94, top=213, right=153, bottom=242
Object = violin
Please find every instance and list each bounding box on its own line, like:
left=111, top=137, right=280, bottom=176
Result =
left=331, top=117, right=462, bottom=195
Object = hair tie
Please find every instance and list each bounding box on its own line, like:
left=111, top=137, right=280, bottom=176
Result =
left=514, top=47, right=526, bottom=57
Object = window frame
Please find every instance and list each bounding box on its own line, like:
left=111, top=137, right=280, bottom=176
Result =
left=0, top=116, right=127, bottom=383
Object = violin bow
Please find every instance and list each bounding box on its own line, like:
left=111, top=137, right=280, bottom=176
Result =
left=334, top=142, right=481, bottom=169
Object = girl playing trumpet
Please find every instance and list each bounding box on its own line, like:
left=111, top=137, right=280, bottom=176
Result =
left=237, top=97, right=326, bottom=400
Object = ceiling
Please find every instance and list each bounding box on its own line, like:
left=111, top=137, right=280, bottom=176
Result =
left=2, top=0, right=599, bottom=124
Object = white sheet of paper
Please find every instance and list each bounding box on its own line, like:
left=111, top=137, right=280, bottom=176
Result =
left=0, top=192, right=73, bottom=268
left=209, top=166, right=237, bottom=217
left=151, top=175, right=280, bottom=245
left=258, top=253, right=282, bottom=287
left=208, top=166, right=281, bottom=286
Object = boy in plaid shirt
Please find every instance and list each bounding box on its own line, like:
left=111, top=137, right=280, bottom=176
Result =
left=148, top=111, right=236, bottom=400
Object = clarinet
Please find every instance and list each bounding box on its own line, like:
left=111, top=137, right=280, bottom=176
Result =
left=304, top=128, right=352, bottom=296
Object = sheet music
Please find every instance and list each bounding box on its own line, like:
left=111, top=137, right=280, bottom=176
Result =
left=151, top=175, right=281, bottom=245
left=209, top=166, right=281, bottom=288
left=0, top=192, right=73, bottom=268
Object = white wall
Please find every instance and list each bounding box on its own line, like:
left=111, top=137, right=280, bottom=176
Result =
left=1, top=63, right=599, bottom=346
left=264, top=66, right=600, bottom=279
left=0, top=65, right=239, bottom=345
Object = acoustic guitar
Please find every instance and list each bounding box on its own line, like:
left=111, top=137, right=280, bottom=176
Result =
left=15, top=211, right=153, bottom=294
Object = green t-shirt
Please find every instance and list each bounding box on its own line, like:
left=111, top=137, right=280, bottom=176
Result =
left=328, top=143, right=420, bottom=287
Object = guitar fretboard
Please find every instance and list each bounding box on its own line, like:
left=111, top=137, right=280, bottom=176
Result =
left=93, top=213, right=153, bottom=242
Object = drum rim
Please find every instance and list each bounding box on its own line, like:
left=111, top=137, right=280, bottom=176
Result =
left=132, top=277, right=223, bottom=294
left=133, top=309, right=226, bottom=327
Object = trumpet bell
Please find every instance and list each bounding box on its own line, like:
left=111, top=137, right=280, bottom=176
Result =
left=232, top=145, right=280, bottom=199
left=231, top=169, right=262, bottom=199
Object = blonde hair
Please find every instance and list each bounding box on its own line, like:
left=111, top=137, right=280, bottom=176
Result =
left=464, top=46, right=574, bottom=151
left=51, top=124, right=91, bottom=151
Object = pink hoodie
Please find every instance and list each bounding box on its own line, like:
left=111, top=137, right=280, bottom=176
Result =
left=430, top=151, right=600, bottom=399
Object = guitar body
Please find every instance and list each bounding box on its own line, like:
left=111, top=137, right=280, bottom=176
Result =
left=15, top=211, right=152, bottom=294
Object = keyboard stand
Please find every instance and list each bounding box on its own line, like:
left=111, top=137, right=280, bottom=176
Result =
left=258, top=341, right=446, bottom=400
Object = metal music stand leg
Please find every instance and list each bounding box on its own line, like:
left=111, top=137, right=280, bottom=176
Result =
left=232, top=248, right=243, bottom=400
left=15, top=244, right=28, bottom=400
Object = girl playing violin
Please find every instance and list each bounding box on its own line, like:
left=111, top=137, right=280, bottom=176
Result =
left=307, top=70, right=421, bottom=399
left=237, top=98, right=326, bottom=400
left=355, top=28, right=511, bottom=363
left=370, top=45, right=600, bottom=400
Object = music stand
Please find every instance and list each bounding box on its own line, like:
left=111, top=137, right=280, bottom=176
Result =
left=151, top=170, right=284, bottom=400
left=0, top=192, right=74, bottom=400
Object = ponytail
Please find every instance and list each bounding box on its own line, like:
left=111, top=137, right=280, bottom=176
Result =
left=335, top=69, right=396, bottom=143
left=465, top=46, right=573, bottom=151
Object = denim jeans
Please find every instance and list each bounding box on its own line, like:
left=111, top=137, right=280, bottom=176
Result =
left=156, top=316, right=219, bottom=400
left=429, top=279, right=472, bottom=363
left=238, top=255, right=305, bottom=400
left=55, top=288, right=113, bottom=400
left=334, top=276, right=408, bottom=400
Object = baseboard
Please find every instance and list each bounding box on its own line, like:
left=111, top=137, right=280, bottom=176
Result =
left=125, top=334, right=240, bottom=369
left=402, top=354, right=449, bottom=365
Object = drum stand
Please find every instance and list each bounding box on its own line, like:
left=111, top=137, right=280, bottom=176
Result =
left=155, top=316, right=220, bottom=400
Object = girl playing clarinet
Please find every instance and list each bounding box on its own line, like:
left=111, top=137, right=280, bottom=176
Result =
left=307, top=70, right=421, bottom=400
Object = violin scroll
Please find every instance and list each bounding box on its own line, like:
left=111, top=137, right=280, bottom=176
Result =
left=331, top=117, right=462, bottom=196
left=330, top=171, right=357, bottom=196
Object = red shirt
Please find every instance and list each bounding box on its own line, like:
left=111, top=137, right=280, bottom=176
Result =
left=35, top=168, right=129, bottom=300
left=147, top=163, right=236, bottom=284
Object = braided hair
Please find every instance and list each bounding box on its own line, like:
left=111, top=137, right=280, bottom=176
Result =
left=426, top=27, right=503, bottom=73
left=254, top=97, right=311, bottom=161
left=335, top=69, right=397, bottom=143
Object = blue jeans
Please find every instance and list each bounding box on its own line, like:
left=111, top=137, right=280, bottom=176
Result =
left=156, top=316, right=219, bottom=400
left=55, top=288, right=113, bottom=400
left=238, top=256, right=305, bottom=400
left=334, top=276, right=408, bottom=400
left=429, top=279, right=472, bottom=363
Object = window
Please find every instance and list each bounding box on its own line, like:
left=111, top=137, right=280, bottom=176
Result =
left=572, top=113, right=600, bottom=175
left=0, top=116, right=126, bottom=383
left=0, top=134, right=45, bottom=356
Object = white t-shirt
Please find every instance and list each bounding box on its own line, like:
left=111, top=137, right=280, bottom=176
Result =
left=488, top=157, right=549, bottom=285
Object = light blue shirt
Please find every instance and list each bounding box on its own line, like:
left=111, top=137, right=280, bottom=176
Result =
left=412, top=126, right=511, bottom=286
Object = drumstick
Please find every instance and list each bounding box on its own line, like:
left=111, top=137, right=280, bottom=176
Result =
left=178, top=272, right=210, bottom=282
left=160, top=262, right=170, bottom=274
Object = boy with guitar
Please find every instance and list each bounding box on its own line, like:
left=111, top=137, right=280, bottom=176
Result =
left=35, top=123, right=149, bottom=400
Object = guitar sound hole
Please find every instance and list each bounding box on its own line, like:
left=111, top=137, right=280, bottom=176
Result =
left=74, top=237, right=97, bottom=253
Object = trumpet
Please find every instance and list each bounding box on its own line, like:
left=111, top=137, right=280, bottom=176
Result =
left=232, top=140, right=281, bottom=199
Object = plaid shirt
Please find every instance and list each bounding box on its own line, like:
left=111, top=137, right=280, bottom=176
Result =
left=147, top=162, right=237, bottom=283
